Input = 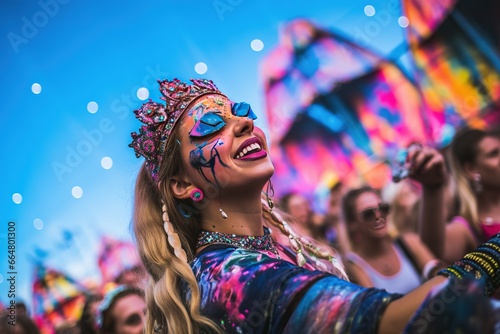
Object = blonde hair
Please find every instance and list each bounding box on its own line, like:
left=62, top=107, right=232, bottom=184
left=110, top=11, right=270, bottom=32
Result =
left=448, top=127, right=488, bottom=235
left=132, top=129, right=221, bottom=334
left=448, top=151, right=480, bottom=231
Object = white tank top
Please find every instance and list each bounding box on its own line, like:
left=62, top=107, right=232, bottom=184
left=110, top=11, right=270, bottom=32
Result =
left=346, top=243, right=422, bottom=294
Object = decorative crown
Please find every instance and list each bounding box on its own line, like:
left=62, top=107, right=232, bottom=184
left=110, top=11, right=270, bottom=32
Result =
left=129, top=78, right=225, bottom=182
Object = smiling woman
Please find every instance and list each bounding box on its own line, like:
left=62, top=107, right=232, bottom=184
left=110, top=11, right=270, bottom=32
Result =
left=129, top=78, right=500, bottom=334
left=342, top=186, right=437, bottom=294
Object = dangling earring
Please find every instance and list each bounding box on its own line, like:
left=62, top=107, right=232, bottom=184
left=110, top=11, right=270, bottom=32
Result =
left=219, top=208, right=228, bottom=219
left=190, top=188, right=204, bottom=202
left=473, top=173, right=483, bottom=193
left=219, top=193, right=228, bottom=219
left=263, top=180, right=275, bottom=211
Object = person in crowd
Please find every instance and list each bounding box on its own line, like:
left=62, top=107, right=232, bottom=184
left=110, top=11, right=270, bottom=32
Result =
left=14, top=301, right=28, bottom=318
left=420, top=126, right=500, bottom=264
left=0, top=313, right=41, bottom=334
left=55, top=322, right=81, bottom=334
left=381, top=179, right=422, bottom=235
left=278, top=192, right=326, bottom=241
left=96, top=286, right=145, bottom=334
left=342, top=185, right=442, bottom=294
left=278, top=187, right=351, bottom=254
left=321, top=181, right=351, bottom=253
left=78, top=293, right=102, bottom=334
left=129, top=78, right=500, bottom=333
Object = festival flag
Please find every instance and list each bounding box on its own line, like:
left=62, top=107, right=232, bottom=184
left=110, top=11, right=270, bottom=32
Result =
left=402, top=0, right=457, bottom=45
left=31, top=264, right=87, bottom=333
left=403, top=0, right=500, bottom=134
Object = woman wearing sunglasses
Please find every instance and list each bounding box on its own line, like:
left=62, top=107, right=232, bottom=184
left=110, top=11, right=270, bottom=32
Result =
left=342, top=186, right=440, bottom=294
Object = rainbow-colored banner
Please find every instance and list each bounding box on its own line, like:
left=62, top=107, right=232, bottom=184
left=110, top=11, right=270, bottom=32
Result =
left=32, top=265, right=87, bottom=332
left=406, top=0, right=500, bottom=131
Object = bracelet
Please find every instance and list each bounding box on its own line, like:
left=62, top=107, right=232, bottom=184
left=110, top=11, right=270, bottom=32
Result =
left=437, top=233, right=500, bottom=296
left=422, top=259, right=442, bottom=281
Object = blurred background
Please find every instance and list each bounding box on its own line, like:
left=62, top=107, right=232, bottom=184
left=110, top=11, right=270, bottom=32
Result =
left=1, top=0, right=499, bottom=331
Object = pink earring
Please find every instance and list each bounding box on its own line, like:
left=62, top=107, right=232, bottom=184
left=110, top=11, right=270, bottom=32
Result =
left=190, top=188, right=204, bottom=202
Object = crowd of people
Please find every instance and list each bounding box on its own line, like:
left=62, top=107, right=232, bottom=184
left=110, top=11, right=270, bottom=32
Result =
left=2, top=77, right=500, bottom=333
left=0, top=270, right=146, bottom=334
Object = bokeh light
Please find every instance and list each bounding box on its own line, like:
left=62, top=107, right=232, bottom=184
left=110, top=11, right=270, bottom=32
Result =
left=194, top=62, right=208, bottom=74
left=101, top=156, right=113, bottom=169
left=87, top=101, right=99, bottom=114
left=398, top=16, right=409, bottom=28
left=12, top=193, right=22, bottom=204
left=72, top=186, right=83, bottom=199
left=364, top=5, right=376, bottom=17
left=33, top=218, right=44, bottom=230
left=250, top=39, right=264, bottom=51
left=137, top=87, right=149, bottom=100
left=31, top=83, right=42, bottom=94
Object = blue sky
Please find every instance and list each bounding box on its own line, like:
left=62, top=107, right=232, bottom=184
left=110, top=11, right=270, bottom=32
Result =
left=0, top=0, right=406, bottom=309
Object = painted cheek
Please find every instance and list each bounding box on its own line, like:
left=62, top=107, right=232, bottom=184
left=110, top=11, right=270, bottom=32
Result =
left=188, top=138, right=229, bottom=185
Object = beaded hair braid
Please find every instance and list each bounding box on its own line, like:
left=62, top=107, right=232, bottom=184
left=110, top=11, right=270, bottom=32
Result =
left=261, top=198, right=348, bottom=279
left=162, top=201, right=188, bottom=263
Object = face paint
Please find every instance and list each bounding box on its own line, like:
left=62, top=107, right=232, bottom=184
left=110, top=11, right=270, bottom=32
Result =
left=184, top=95, right=261, bottom=187
left=189, top=112, right=226, bottom=138
left=231, top=102, right=257, bottom=120
left=189, top=138, right=228, bottom=186
left=188, top=97, right=234, bottom=139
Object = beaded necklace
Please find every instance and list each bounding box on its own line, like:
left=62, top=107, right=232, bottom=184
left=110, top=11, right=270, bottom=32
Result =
left=197, top=227, right=280, bottom=259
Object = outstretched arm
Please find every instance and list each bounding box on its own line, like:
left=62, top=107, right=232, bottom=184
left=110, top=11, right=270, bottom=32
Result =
left=379, top=275, right=448, bottom=333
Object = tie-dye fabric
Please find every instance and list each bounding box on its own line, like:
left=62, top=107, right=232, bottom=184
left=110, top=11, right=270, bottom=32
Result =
left=191, top=244, right=401, bottom=333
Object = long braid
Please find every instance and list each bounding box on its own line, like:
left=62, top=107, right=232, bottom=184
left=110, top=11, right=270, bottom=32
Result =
left=261, top=198, right=349, bottom=280
left=133, top=135, right=221, bottom=333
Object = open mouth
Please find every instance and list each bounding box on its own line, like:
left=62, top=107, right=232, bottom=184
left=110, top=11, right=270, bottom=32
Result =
left=234, top=137, right=267, bottom=160
left=371, top=219, right=386, bottom=230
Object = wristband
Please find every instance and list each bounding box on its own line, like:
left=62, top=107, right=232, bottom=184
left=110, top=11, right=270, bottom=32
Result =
left=422, top=259, right=442, bottom=281
left=437, top=233, right=500, bottom=296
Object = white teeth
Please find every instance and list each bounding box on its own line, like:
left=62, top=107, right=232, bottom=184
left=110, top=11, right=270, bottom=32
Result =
left=236, top=142, right=262, bottom=159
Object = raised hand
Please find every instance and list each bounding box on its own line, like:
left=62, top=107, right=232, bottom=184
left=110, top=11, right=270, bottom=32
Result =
left=407, top=145, right=447, bottom=188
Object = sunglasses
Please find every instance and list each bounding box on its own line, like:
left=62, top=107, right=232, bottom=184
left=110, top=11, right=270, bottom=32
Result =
left=358, top=203, right=390, bottom=222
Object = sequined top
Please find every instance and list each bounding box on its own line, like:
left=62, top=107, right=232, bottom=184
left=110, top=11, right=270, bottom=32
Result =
left=191, top=243, right=402, bottom=333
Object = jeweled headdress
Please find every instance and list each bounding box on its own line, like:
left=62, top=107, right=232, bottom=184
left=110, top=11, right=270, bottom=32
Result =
left=129, top=78, right=226, bottom=182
